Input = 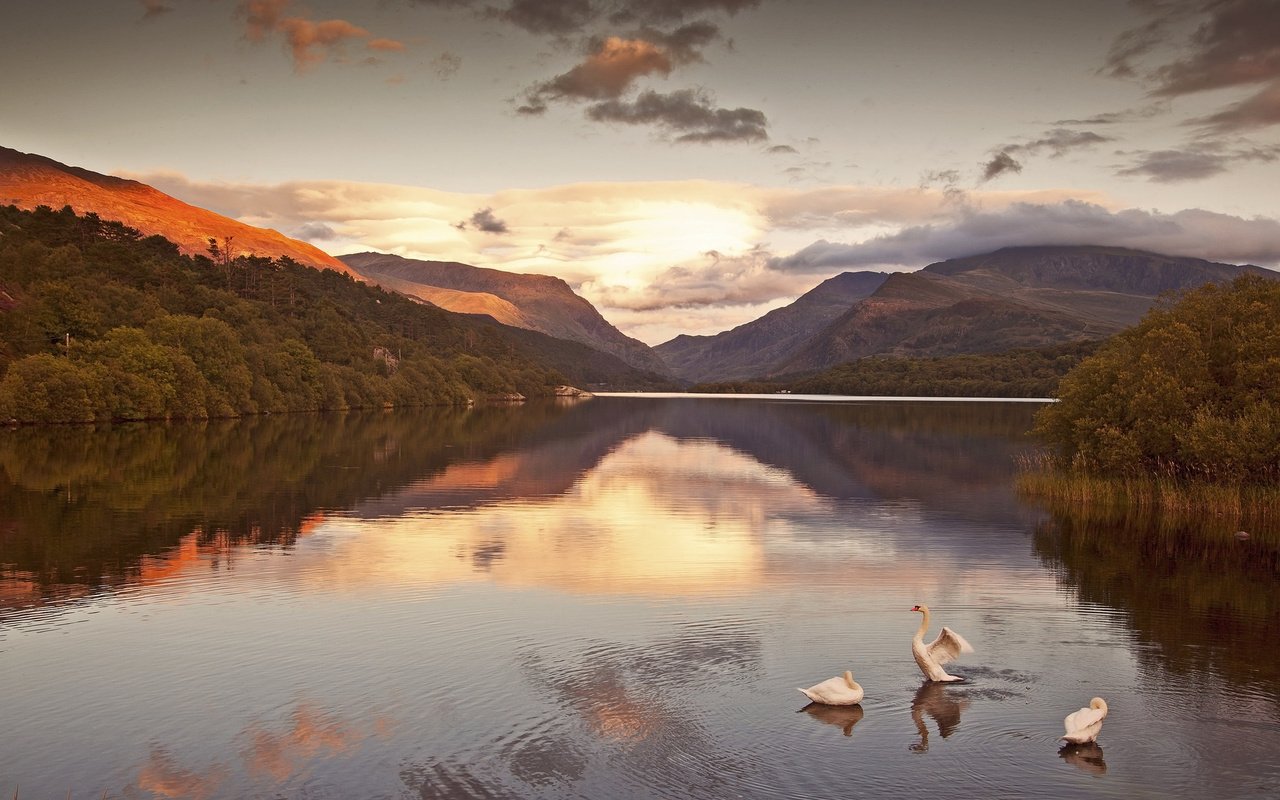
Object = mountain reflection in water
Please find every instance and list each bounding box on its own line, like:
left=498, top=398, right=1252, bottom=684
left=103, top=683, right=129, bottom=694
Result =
left=2, top=397, right=1279, bottom=800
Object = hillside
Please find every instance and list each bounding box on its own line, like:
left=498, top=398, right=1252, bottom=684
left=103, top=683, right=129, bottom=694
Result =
left=0, top=204, right=671, bottom=423
left=655, top=270, right=888, bottom=382
left=778, top=246, right=1270, bottom=375
left=0, top=145, right=356, bottom=277
left=340, top=252, right=669, bottom=375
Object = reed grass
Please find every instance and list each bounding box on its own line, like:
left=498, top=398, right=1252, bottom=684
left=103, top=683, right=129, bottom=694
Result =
left=1015, top=450, right=1280, bottom=531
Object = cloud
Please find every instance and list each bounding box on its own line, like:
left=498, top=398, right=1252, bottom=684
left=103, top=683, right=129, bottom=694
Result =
left=772, top=200, right=1280, bottom=272
left=1118, top=143, right=1280, bottom=181
left=980, top=128, right=1114, bottom=182
left=767, top=145, right=798, bottom=155
left=295, top=221, right=338, bottom=241
left=630, top=21, right=723, bottom=64
left=981, top=151, right=1023, bottom=182
left=607, top=0, right=763, bottom=26
left=1193, top=80, right=1280, bottom=133
left=485, top=0, right=596, bottom=35
left=468, top=207, right=510, bottom=233
left=236, top=0, right=402, bottom=72
left=139, top=0, right=173, bottom=20
left=432, top=51, right=462, bottom=80
left=367, top=38, right=406, bottom=52
left=146, top=170, right=1274, bottom=343
left=519, top=37, right=673, bottom=113
left=586, top=88, right=768, bottom=143
left=1103, top=0, right=1280, bottom=133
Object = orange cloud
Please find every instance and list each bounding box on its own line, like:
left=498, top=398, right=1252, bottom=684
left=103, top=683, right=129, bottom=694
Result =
left=367, top=37, right=406, bottom=52
left=237, top=0, right=404, bottom=72
left=522, top=37, right=672, bottom=111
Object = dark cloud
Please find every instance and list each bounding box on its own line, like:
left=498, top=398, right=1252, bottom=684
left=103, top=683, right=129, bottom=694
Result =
left=1118, top=144, right=1280, bottom=181
left=586, top=88, right=768, bottom=143
left=485, top=0, right=596, bottom=35
left=981, top=151, right=1023, bottom=182
left=772, top=200, right=1280, bottom=272
left=1147, top=0, right=1280, bottom=97
left=981, top=128, right=1114, bottom=182
left=1193, top=80, right=1280, bottom=133
left=1103, top=0, right=1280, bottom=134
left=140, top=0, right=173, bottom=19
left=629, top=21, right=723, bottom=64
left=469, top=207, right=510, bottom=233
left=607, top=0, right=762, bottom=26
left=1018, top=128, right=1115, bottom=157
left=767, top=144, right=798, bottom=155
left=295, top=221, right=338, bottom=241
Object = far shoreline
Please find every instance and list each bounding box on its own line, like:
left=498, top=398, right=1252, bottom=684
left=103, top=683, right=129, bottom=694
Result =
left=592, top=392, right=1057, bottom=403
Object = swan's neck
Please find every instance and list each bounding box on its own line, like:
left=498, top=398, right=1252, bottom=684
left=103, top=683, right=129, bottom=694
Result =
left=914, top=609, right=930, bottom=643
left=843, top=671, right=855, bottom=689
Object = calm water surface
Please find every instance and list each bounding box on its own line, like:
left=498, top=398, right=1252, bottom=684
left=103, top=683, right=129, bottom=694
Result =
left=1, top=398, right=1278, bottom=799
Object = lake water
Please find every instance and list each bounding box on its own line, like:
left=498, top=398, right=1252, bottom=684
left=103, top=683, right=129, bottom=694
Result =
left=2, top=397, right=1278, bottom=799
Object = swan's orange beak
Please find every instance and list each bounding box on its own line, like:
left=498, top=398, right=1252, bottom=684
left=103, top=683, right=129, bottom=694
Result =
left=910, top=605, right=920, bottom=611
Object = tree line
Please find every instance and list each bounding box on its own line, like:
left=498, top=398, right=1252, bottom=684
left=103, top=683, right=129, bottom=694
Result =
left=0, top=204, right=568, bottom=423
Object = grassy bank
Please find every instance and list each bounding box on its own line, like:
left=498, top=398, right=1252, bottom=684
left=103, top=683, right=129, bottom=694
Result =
left=1015, top=451, right=1280, bottom=530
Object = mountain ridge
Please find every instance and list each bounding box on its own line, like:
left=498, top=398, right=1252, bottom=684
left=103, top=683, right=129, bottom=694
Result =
left=0, top=145, right=356, bottom=277
left=340, top=251, right=670, bottom=375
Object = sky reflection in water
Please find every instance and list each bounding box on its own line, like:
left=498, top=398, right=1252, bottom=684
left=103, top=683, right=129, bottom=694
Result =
left=1, top=398, right=1278, bottom=799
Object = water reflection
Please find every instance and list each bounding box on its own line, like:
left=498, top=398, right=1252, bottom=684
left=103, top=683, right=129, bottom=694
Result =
left=802, top=703, right=865, bottom=736
left=909, top=682, right=970, bottom=753
left=1059, top=743, right=1108, bottom=776
left=1032, top=506, right=1280, bottom=693
left=1, top=399, right=1042, bottom=612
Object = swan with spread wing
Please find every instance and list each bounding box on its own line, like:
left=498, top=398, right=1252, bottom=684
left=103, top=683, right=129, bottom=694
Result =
left=910, top=604, right=974, bottom=682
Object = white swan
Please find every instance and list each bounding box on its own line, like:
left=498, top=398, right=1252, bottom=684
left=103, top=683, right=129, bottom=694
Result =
left=798, top=670, right=864, bottom=705
left=1062, top=697, right=1108, bottom=744
left=910, top=604, right=973, bottom=682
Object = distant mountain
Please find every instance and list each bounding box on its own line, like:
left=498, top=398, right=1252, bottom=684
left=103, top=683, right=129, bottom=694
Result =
left=340, top=251, right=670, bottom=375
left=655, top=270, right=888, bottom=382
left=779, top=246, right=1270, bottom=375
left=0, top=145, right=356, bottom=277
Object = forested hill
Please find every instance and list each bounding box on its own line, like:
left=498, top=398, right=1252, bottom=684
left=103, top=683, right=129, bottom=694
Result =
left=0, top=204, right=670, bottom=423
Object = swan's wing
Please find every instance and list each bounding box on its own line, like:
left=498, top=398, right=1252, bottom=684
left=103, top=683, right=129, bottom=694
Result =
left=1063, top=706, right=1106, bottom=736
left=926, top=626, right=974, bottom=665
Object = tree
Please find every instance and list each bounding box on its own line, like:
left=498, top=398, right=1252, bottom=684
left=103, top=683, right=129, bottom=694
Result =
left=1033, top=275, right=1280, bottom=482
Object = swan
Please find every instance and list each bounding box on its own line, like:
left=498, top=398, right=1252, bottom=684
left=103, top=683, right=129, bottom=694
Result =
left=797, top=670, right=864, bottom=705
left=1061, top=697, right=1108, bottom=744
left=910, top=604, right=973, bottom=682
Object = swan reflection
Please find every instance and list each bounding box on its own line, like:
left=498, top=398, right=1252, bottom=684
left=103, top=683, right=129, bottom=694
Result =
left=1059, top=742, right=1107, bottom=775
left=910, top=682, right=969, bottom=752
left=802, top=702, right=865, bottom=736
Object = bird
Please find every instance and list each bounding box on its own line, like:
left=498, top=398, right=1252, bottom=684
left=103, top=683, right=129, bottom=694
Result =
left=1061, top=697, right=1108, bottom=744
left=910, top=604, right=974, bottom=682
left=797, top=670, right=864, bottom=705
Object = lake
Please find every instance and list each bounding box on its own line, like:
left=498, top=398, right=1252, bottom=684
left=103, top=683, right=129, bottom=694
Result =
left=2, top=397, right=1278, bottom=799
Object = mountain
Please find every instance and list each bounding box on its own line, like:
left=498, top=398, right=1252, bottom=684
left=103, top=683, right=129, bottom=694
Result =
left=339, top=251, right=670, bottom=375
left=0, top=145, right=357, bottom=277
left=779, top=246, right=1269, bottom=375
left=655, top=270, right=888, bottom=382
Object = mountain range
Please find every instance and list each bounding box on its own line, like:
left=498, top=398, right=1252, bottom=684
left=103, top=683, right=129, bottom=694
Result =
left=661, top=245, right=1269, bottom=383
left=2, top=144, right=1273, bottom=389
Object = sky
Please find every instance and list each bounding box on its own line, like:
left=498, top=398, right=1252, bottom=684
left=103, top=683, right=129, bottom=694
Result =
left=3, top=0, right=1280, bottom=344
